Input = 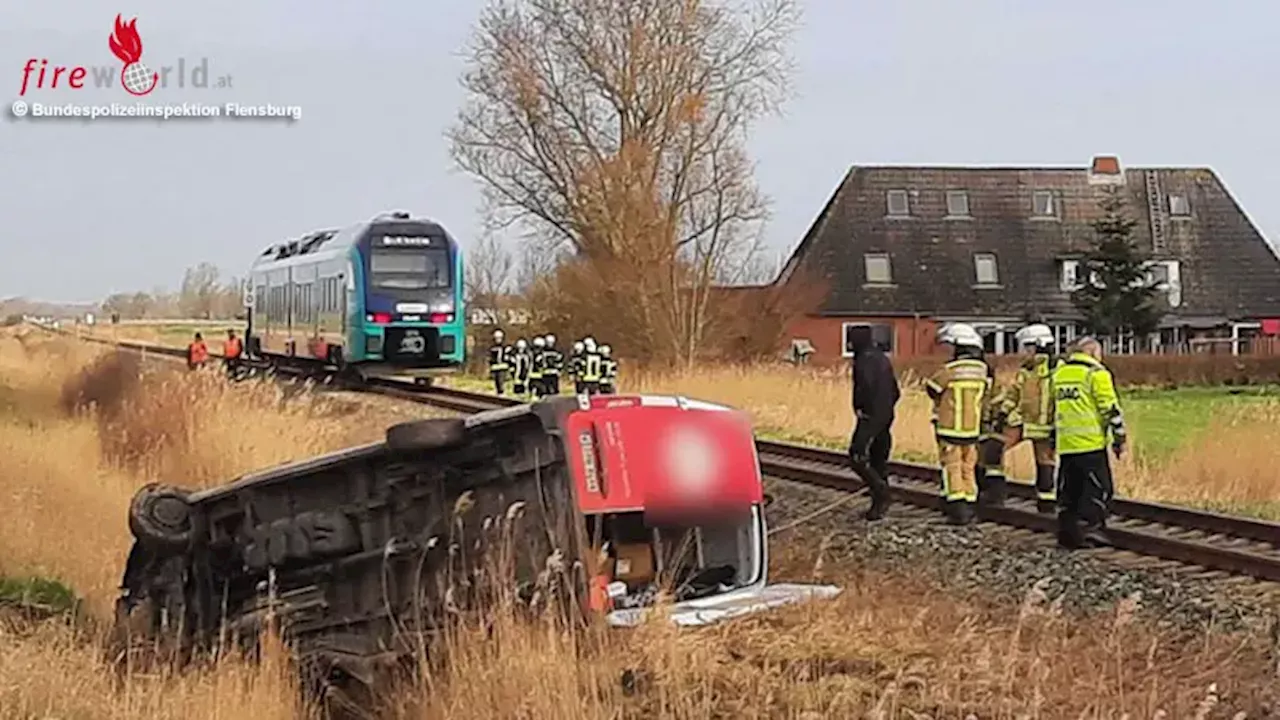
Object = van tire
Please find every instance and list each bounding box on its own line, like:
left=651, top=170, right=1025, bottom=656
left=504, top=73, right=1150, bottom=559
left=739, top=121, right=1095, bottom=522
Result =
left=128, top=483, right=194, bottom=549
left=386, top=418, right=467, bottom=452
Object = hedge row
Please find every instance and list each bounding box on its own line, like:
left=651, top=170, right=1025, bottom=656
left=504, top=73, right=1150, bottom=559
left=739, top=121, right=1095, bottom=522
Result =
left=888, top=353, right=1280, bottom=388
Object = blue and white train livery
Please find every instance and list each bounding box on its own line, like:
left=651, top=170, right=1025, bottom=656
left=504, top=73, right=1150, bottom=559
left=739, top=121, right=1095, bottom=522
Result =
left=245, top=211, right=465, bottom=378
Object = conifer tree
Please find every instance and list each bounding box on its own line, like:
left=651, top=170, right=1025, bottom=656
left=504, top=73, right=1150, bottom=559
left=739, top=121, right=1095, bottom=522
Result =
left=1072, top=186, right=1162, bottom=342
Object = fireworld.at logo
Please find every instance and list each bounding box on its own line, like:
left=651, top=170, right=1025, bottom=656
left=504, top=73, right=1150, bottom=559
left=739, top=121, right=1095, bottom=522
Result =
left=109, top=15, right=157, bottom=96
left=17, top=14, right=232, bottom=97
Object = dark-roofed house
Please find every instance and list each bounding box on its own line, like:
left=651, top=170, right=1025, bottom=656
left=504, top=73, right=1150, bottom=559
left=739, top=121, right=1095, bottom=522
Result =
left=776, top=157, right=1280, bottom=362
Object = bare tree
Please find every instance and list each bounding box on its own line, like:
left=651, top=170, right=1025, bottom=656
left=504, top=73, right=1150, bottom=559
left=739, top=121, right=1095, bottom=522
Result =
left=451, top=0, right=799, bottom=364
left=463, top=233, right=517, bottom=325
left=179, top=262, right=221, bottom=319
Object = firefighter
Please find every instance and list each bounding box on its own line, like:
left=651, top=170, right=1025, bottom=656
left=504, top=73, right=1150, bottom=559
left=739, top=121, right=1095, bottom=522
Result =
left=580, top=337, right=602, bottom=395
left=1052, top=336, right=1126, bottom=549
left=510, top=338, right=531, bottom=397
left=543, top=334, right=563, bottom=395
left=925, top=323, right=989, bottom=525
left=599, top=344, right=618, bottom=394
left=488, top=329, right=511, bottom=395
left=530, top=336, right=547, bottom=398
left=570, top=340, right=586, bottom=393
left=978, top=324, right=1061, bottom=512
left=847, top=324, right=900, bottom=521
left=222, top=329, right=244, bottom=379
left=187, top=332, right=209, bottom=371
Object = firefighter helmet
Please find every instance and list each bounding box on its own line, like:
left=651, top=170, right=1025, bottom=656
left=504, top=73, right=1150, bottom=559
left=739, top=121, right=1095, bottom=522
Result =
left=1015, top=323, right=1055, bottom=349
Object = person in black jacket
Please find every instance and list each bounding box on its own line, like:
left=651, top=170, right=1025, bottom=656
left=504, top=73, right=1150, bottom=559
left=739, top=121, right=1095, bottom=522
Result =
left=847, top=326, right=901, bottom=520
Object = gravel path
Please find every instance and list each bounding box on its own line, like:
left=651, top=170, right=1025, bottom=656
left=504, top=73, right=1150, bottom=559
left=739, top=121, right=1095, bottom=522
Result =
left=764, top=477, right=1280, bottom=635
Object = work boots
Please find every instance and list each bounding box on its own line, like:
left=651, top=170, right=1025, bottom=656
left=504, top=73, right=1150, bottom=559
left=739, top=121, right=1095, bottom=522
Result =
left=978, top=470, right=1008, bottom=507
left=1034, top=465, right=1057, bottom=514
left=944, top=499, right=974, bottom=525
left=864, top=485, right=891, bottom=521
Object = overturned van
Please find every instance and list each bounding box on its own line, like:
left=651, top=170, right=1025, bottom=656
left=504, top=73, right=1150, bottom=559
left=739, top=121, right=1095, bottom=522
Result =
left=114, top=393, right=839, bottom=691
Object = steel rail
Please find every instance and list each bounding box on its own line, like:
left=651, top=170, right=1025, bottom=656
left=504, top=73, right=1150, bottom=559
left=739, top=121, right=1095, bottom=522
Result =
left=51, top=328, right=1280, bottom=583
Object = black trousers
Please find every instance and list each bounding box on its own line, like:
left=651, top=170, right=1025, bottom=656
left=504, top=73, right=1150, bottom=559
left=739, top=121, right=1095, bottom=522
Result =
left=546, top=374, right=560, bottom=394
left=1058, top=449, right=1114, bottom=536
left=490, top=370, right=508, bottom=394
left=848, top=416, right=893, bottom=494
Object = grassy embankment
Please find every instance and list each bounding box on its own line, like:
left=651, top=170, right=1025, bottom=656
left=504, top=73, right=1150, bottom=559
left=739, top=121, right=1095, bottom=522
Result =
left=0, top=327, right=1275, bottom=717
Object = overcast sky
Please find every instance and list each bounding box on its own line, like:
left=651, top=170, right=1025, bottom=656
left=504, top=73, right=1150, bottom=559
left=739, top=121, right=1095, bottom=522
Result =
left=2, top=0, right=1278, bottom=303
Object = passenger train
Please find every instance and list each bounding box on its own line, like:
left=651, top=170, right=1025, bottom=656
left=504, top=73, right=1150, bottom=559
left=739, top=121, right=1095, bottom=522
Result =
left=244, top=211, right=465, bottom=380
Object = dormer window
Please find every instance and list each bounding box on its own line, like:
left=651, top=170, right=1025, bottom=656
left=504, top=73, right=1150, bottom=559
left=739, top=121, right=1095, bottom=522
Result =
left=1169, top=194, right=1191, bottom=216
left=886, top=190, right=910, bottom=217
left=1033, top=191, right=1057, bottom=217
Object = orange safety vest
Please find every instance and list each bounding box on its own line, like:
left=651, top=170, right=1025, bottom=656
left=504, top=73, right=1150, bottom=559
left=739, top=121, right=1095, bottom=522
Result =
left=188, top=341, right=208, bottom=365
left=223, top=337, right=242, bottom=358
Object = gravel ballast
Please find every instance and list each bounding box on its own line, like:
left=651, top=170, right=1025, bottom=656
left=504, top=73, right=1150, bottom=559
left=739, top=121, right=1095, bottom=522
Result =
left=764, top=477, right=1280, bottom=635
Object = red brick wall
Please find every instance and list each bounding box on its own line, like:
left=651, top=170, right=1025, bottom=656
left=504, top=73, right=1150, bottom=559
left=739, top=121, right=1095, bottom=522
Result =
left=784, top=315, right=943, bottom=363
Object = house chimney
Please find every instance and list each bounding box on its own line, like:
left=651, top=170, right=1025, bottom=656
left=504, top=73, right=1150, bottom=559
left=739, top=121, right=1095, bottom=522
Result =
left=1088, top=155, right=1124, bottom=185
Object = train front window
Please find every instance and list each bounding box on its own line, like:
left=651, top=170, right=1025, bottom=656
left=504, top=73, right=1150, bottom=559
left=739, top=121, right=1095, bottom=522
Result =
left=369, top=249, right=450, bottom=290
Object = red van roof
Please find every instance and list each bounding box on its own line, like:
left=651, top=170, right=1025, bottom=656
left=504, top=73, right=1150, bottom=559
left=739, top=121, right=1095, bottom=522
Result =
left=564, top=395, right=763, bottom=522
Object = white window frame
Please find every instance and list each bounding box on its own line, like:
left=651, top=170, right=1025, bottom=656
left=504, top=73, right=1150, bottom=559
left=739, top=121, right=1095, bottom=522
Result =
left=973, top=253, right=999, bottom=286
left=1033, top=190, right=1056, bottom=217
left=841, top=322, right=896, bottom=358
left=945, top=190, right=970, bottom=218
left=1060, top=260, right=1080, bottom=291
left=863, top=253, right=893, bottom=284
left=1168, top=194, right=1191, bottom=217
left=886, top=190, right=910, bottom=217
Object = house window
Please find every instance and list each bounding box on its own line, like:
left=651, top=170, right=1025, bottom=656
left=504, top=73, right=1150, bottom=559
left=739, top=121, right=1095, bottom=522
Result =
left=1060, top=260, right=1079, bottom=291
left=973, top=253, right=999, bottom=285
left=886, top=190, right=910, bottom=217
left=1033, top=190, right=1056, bottom=217
left=946, top=190, right=970, bottom=217
left=863, top=253, right=892, bottom=284
left=842, top=322, right=895, bottom=356
left=1169, top=194, right=1191, bottom=216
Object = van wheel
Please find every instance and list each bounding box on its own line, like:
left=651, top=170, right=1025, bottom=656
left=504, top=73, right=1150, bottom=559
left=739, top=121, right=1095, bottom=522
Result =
left=385, top=418, right=467, bottom=452
left=128, top=483, right=194, bottom=549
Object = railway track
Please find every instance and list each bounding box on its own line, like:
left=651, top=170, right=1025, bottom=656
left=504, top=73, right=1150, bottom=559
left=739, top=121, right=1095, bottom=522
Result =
left=49, top=328, right=1280, bottom=586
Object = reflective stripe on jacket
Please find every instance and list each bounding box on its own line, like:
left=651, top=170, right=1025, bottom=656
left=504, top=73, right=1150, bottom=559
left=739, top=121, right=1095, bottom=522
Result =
left=1052, top=353, right=1124, bottom=455
left=582, top=353, right=602, bottom=382
left=926, top=358, right=989, bottom=442
left=1015, top=354, right=1058, bottom=439
left=489, top=345, right=509, bottom=371
left=529, top=350, right=545, bottom=379
left=544, top=349, right=562, bottom=375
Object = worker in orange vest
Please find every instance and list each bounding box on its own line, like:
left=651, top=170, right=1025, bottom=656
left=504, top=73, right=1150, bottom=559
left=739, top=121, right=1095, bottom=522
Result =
left=187, top=332, right=209, bottom=370
left=222, top=329, right=243, bottom=378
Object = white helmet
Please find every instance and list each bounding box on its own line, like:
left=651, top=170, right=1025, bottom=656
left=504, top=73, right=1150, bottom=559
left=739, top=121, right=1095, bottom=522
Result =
left=516, top=338, right=527, bottom=350
left=583, top=337, right=597, bottom=351
left=533, top=336, right=545, bottom=348
left=600, top=344, right=611, bottom=356
left=1015, top=323, right=1055, bottom=349
left=573, top=341, right=584, bottom=352
left=953, top=329, right=984, bottom=348
left=938, top=322, right=982, bottom=348
left=493, top=329, right=504, bottom=340
left=545, top=334, right=556, bottom=346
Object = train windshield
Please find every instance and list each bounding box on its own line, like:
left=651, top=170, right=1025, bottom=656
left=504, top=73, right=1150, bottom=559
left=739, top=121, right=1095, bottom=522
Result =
left=369, top=248, right=451, bottom=290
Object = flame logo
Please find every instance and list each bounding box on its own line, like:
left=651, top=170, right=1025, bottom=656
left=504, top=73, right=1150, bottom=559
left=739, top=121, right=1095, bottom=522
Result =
left=108, top=14, right=158, bottom=96
left=108, top=15, right=143, bottom=64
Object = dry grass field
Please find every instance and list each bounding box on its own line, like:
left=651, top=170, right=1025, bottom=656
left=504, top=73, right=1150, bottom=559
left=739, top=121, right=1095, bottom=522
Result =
left=95, top=323, right=1280, bottom=520
left=2, top=326, right=1277, bottom=718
